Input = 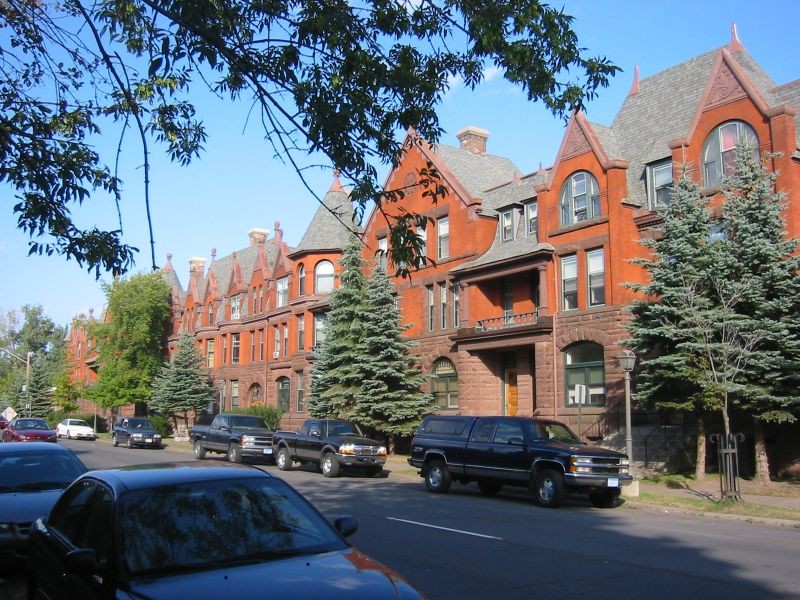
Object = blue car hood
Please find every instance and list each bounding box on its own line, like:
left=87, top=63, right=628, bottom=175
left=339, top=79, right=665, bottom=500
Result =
left=127, top=549, right=421, bottom=600
left=0, top=489, right=62, bottom=523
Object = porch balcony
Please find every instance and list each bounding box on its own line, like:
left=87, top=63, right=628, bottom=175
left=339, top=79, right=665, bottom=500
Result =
left=455, top=309, right=553, bottom=351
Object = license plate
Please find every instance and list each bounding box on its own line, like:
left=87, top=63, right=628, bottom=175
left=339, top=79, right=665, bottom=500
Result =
left=608, top=478, right=619, bottom=487
left=263, top=448, right=273, bottom=455
left=145, top=439, right=153, bottom=443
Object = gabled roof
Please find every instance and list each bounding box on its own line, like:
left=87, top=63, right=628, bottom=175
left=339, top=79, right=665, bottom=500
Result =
left=290, top=177, right=357, bottom=256
left=433, top=143, right=520, bottom=203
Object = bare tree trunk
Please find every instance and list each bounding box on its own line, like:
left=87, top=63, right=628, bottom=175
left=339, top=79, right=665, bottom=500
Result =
left=695, top=414, right=706, bottom=481
left=753, top=419, right=771, bottom=484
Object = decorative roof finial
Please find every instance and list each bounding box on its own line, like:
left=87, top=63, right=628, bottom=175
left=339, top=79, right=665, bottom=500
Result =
left=628, top=65, right=640, bottom=97
left=729, top=23, right=743, bottom=52
left=166, top=253, right=173, bottom=263
left=210, top=248, right=217, bottom=262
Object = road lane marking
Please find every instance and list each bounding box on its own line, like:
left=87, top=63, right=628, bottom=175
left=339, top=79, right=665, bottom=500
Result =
left=386, top=517, right=502, bottom=540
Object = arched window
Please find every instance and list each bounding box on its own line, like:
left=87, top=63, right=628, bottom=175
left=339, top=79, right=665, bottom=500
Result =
left=298, top=264, right=306, bottom=296
left=277, top=377, right=290, bottom=412
left=315, top=260, right=334, bottom=294
left=432, top=358, right=458, bottom=409
left=564, top=342, right=605, bottom=406
left=560, top=171, right=600, bottom=226
left=702, top=121, right=758, bottom=188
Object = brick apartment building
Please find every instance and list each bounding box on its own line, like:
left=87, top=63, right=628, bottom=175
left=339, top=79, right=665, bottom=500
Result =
left=69, top=29, right=799, bottom=438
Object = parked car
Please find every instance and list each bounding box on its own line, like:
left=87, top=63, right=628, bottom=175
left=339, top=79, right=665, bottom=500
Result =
left=26, top=462, right=424, bottom=599
left=190, top=413, right=274, bottom=463
left=273, top=419, right=387, bottom=477
left=1, top=418, right=57, bottom=443
left=111, top=417, right=162, bottom=449
left=0, top=415, right=7, bottom=429
left=408, top=415, right=632, bottom=508
left=55, top=418, right=97, bottom=441
left=0, top=442, right=87, bottom=571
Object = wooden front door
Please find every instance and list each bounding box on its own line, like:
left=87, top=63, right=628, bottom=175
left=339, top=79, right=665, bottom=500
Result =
left=504, top=369, right=519, bottom=416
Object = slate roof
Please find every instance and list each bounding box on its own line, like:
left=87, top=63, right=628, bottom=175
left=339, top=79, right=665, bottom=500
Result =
left=291, top=182, right=357, bottom=255
left=434, top=143, right=520, bottom=205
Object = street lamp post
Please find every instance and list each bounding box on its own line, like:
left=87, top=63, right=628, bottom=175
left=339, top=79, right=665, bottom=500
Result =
left=617, top=349, right=638, bottom=497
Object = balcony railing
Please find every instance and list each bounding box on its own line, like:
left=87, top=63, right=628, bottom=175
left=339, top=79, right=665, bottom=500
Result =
left=475, top=310, right=538, bottom=332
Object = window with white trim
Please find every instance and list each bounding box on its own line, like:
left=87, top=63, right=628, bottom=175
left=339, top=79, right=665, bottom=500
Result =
left=206, top=339, right=215, bottom=368
left=587, top=248, right=605, bottom=307
left=437, top=216, right=450, bottom=259
left=432, top=358, right=458, bottom=409
left=451, top=283, right=460, bottom=328
left=315, top=261, right=334, bottom=293
left=501, top=210, right=514, bottom=242
left=378, top=236, right=388, bottom=271
left=526, top=201, right=538, bottom=241
left=230, top=380, right=239, bottom=409
left=702, top=121, right=758, bottom=188
left=313, top=314, right=326, bottom=348
left=277, top=276, right=289, bottom=307
left=440, top=283, right=447, bottom=330
left=561, top=254, right=578, bottom=311
left=230, top=296, right=240, bottom=320
left=427, top=285, right=435, bottom=331
left=298, top=264, right=306, bottom=296
left=647, top=161, right=673, bottom=208
left=297, top=315, right=305, bottom=351
left=564, top=342, right=605, bottom=406
left=560, top=171, right=600, bottom=226
left=231, top=333, right=240, bottom=364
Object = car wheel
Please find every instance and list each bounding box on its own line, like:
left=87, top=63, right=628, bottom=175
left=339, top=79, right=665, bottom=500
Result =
left=126, top=437, right=133, bottom=449
left=535, top=469, right=565, bottom=508
left=424, top=459, right=452, bottom=493
left=276, top=447, right=292, bottom=471
left=478, top=480, right=503, bottom=496
left=56, top=430, right=62, bottom=438
left=193, top=440, right=206, bottom=459
left=321, top=453, right=340, bottom=478
left=589, top=489, right=621, bottom=509
left=228, top=443, right=242, bottom=463
left=366, top=466, right=383, bottom=478
left=112, top=434, right=119, bottom=447
left=67, top=430, right=73, bottom=440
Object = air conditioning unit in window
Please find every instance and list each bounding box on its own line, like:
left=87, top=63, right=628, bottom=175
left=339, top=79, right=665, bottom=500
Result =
left=272, top=352, right=280, bottom=359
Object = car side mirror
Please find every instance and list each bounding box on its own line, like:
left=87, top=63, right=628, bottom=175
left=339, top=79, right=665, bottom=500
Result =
left=508, top=437, right=524, bottom=446
left=309, top=429, right=321, bottom=437
left=334, top=516, right=358, bottom=538
left=65, top=548, right=98, bottom=574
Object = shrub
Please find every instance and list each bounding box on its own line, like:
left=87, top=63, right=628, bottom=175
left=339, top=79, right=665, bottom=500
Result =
left=228, top=404, right=284, bottom=430
left=147, top=413, right=172, bottom=438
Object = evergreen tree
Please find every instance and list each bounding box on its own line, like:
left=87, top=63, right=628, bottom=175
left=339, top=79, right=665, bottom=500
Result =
left=87, top=272, right=173, bottom=414
left=24, top=353, right=53, bottom=417
left=310, top=237, right=370, bottom=419
left=354, top=263, right=432, bottom=448
left=150, top=334, right=214, bottom=431
left=717, top=142, right=800, bottom=481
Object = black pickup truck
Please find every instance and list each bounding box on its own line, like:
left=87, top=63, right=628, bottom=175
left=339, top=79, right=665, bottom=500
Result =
left=272, top=419, right=387, bottom=478
left=408, top=415, right=631, bottom=508
left=190, top=413, right=274, bottom=463
left=112, top=417, right=162, bottom=449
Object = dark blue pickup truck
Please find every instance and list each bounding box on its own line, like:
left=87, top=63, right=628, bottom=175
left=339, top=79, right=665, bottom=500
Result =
left=408, top=415, right=631, bottom=508
left=190, top=413, right=274, bottom=463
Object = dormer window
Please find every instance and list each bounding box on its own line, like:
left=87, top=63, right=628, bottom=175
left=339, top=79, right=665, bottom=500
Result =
left=648, top=161, right=673, bottom=209
left=230, top=296, right=240, bottom=320
left=501, top=210, right=514, bottom=242
left=277, top=276, right=289, bottom=307
left=560, top=171, right=600, bottom=227
left=525, top=201, right=538, bottom=241
left=702, top=121, right=758, bottom=188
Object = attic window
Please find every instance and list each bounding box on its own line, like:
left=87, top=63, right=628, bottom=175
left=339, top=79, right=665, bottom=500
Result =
left=231, top=296, right=240, bottom=320
left=560, top=171, right=600, bottom=227
left=501, top=210, right=514, bottom=242
left=702, top=121, right=758, bottom=188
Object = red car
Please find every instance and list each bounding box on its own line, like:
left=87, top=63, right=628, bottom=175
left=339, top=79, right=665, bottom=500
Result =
left=0, top=416, right=7, bottom=430
left=1, top=418, right=57, bottom=443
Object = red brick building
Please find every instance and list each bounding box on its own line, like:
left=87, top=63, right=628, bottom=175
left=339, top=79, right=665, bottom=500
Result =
left=68, top=30, right=799, bottom=438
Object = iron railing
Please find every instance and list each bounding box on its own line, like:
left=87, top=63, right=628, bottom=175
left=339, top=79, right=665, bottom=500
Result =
left=475, top=310, right=538, bottom=332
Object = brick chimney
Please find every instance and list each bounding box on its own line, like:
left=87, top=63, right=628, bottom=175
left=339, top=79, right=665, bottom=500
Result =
left=456, top=126, right=490, bottom=155
left=248, top=228, right=268, bottom=246
left=188, top=257, right=206, bottom=288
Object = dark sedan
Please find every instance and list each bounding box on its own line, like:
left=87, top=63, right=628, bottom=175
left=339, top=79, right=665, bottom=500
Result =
left=1, top=418, right=57, bottom=443
left=27, top=462, right=424, bottom=599
left=0, top=442, right=87, bottom=571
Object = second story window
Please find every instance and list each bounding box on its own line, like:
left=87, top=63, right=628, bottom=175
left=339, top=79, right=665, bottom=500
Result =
left=560, top=171, right=600, bottom=227
left=297, top=315, right=305, bottom=351
left=587, top=248, right=605, bottom=307
left=702, top=120, right=758, bottom=188
left=298, top=264, right=306, bottom=296
left=250, top=330, right=256, bottom=362
left=648, top=161, right=673, bottom=209
left=283, top=324, right=288, bottom=355
left=561, top=254, right=578, bottom=311
left=378, top=237, right=388, bottom=271
left=206, top=339, right=215, bottom=368
left=273, top=326, right=280, bottom=357
left=277, top=277, right=289, bottom=307
left=231, top=333, right=240, bottom=364
left=501, top=210, right=514, bottom=241
left=230, top=296, right=240, bottom=320
left=208, top=303, right=214, bottom=326
left=313, top=313, right=326, bottom=348
left=258, top=329, right=264, bottom=361
left=437, top=216, right=449, bottom=259
left=440, top=283, right=447, bottom=330
left=315, top=260, right=334, bottom=294
left=222, top=336, right=228, bottom=364
left=526, top=201, right=538, bottom=241
left=451, top=283, right=460, bottom=328
left=427, top=285, right=435, bottom=332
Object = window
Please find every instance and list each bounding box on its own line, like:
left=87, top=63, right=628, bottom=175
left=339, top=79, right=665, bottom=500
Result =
left=427, top=285, right=435, bottom=332
left=259, top=285, right=264, bottom=312
left=222, top=336, right=228, bottom=364
left=273, top=326, right=280, bottom=357
left=315, top=261, right=334, bottom=293
left=231, top=296, right=240, bottom=320
left=313, top=314, right=326, bottom=348
left=432, top=358, right=458, bottom=409
left=296, top=371, right=305, bottom=413
left=277, top=277, right=289, bottom=307
left=587, top=248, right=605, bottom=307
left=648, top=161, right=673, bottom=208
left=501, top=210, right=514, bottom=241
left=451, top=283, right=460, bottom=328
left=250, top=331, right=256, bottom=362
left=208, top=303, right=214, bottom=325
left=206, top=339, right=215, bottom=368
left=277, top=377, right=290, bottom=412
left=437, top=216, right=449, bottom=259
left=526, top=201, right=538, bottom=241
left=298, top=264, right=306, bottom=296
left=378, top=237, right=388, bottom=271
left=230, top=380, right=239, bottom=409
left=417, top=224, right=427, bottom=246
left=297, top=315, right=305, bottom=351
left=283, top=324, right=288, bottom=355
left=231, top=333, right=240, bottom=364
left=440, top=283, right=447, bottom=330
left=561, top=254, right=578, bottom=311
left=249, top=383, right=262, bottom=403
left=258, top=329, right=264, bottom=361
left=702, top=121, right=758, bottom=188
left=560, top=171, right=600, bottom=226
left=564, top=342, right=605, bottom=406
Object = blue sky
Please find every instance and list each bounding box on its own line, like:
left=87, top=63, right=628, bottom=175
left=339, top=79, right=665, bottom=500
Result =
left=2, top=0, right=798, bottom=327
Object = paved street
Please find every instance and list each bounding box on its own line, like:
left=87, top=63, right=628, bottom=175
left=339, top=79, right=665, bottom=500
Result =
left=5, top=439, right=799, bottom=600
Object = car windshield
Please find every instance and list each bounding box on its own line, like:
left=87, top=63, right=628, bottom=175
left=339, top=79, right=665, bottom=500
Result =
left=0, top=452, right=86, bottom=492
left=229, top=415, right=266, bottom=429
left=68, top=420, right=90, bottom=427
left=324, top=421, right=360, bottom=436
left=537, top=422, right=581, bottom=443
left=120, top=477, right=347, bottom=576
left=127, top=419, right=152, bottom=429
left=15, top=419, right=49, bottom=430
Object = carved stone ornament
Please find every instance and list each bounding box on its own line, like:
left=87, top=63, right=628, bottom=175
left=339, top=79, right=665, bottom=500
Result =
left=705, top=62, right=746, bottom=109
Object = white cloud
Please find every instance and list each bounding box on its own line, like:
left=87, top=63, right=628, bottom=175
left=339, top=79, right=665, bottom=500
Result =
left=482, top=65, right=503, bottom=82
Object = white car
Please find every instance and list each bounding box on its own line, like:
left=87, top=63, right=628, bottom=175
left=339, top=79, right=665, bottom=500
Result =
left=55, top=418, right=97, bottom=441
